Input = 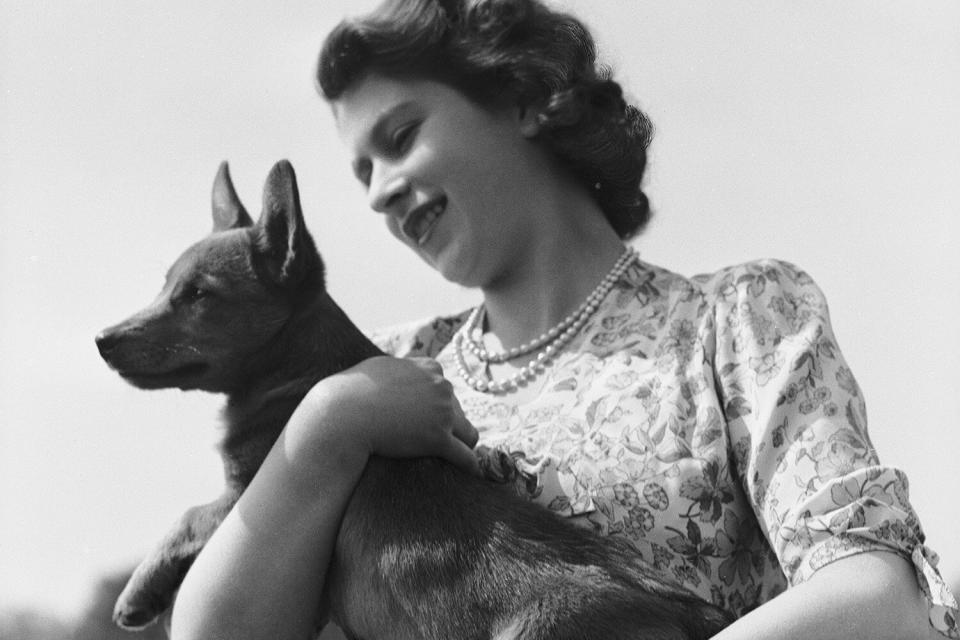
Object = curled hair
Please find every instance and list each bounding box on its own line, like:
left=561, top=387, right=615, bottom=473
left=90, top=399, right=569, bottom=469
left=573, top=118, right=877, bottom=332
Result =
left=318, top=0, right=654, bottom=238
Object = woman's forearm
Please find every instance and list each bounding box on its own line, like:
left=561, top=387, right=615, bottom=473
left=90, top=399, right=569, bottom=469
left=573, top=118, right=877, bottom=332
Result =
left=712, top=551, right=938, bottom=639
left=170, top=397, right=368, bottom=640
left=169, top=356, right=477, bottom=640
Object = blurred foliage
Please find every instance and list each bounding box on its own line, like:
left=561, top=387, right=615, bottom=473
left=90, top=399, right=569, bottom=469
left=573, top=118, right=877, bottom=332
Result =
left=0, top=568, right=169, bottom=640
left=0, top=609, right=69, bottom=640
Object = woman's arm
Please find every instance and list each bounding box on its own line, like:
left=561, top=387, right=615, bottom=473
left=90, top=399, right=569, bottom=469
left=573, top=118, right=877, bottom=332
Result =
left=709, top=261, right=957, bottom=637
left=170, top=405, right=363, bottom=640
left=713, top=551, right=940, bottom=639
left=169, top=356, right=478, bottom=640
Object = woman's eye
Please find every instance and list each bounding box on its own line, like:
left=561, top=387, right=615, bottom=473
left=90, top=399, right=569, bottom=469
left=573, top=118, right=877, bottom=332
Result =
left=391, top=123, right=419, bottom=152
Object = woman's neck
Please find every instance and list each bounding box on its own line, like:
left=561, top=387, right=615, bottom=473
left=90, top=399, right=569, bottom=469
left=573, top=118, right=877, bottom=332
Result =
left=479, top=203, right=629, bottom=352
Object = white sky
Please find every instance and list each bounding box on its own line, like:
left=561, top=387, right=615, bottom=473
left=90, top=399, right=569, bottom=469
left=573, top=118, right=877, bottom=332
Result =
left=2, top=0, right=959, bottom=620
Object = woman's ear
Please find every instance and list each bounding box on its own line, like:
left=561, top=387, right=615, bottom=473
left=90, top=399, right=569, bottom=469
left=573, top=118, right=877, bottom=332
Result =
left=517, top=104, right=542, bottom=138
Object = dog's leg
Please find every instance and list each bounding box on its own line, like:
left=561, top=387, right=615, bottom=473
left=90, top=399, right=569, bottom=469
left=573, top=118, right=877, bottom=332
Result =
left=114, top=491, right=238, bottom=629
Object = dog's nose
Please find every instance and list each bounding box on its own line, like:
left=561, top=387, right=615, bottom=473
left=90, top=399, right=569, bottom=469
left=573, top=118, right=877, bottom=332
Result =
left=95, top=330, right=120, bottom=356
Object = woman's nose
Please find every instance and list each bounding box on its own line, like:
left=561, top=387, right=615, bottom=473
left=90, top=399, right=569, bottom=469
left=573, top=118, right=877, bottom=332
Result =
left=369, top=171, right=412, bottom=215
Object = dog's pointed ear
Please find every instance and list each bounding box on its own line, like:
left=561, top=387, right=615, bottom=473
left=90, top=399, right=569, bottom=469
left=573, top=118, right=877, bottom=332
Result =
left=254, top=160, right=323, bottom=288
left=212, top=162, right=253, bottom=231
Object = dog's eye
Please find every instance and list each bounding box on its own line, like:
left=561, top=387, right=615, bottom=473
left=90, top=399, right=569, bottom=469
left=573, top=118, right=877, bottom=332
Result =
left=180, top=285, right=207, bottom=303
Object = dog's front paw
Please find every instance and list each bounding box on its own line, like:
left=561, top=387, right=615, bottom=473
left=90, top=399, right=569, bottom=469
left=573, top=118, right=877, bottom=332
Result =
left=113, top=494, right=237, bottom=629
left=113, top=557, right=193, bottom=630
left=114, top=597, right=165, bottom=630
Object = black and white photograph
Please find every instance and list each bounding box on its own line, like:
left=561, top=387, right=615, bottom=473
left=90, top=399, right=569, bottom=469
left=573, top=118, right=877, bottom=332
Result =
left=2, top=1, right=958, bottom=638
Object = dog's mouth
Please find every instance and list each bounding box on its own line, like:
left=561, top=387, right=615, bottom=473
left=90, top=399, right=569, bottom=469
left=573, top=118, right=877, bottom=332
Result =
left=402, top=198, right=446, bottom=247
left=116, top=362, right=210, bottom=389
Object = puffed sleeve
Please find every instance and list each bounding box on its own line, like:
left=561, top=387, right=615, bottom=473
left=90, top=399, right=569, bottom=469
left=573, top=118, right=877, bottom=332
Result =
left=711, top=259, right=958, bottom=637
left=368, top=310, right=470, bottom=358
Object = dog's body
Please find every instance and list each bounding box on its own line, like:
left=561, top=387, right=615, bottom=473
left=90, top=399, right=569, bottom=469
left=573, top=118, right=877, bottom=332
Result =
left=96, top=161, right=732, bottom=639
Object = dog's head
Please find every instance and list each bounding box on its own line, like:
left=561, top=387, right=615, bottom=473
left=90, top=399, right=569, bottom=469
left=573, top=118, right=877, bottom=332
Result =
left=96, top=160, right=324, bottom=392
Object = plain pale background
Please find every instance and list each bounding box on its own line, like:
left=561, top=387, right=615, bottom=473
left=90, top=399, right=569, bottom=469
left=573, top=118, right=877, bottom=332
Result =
left=1, top=0, right=958, bottom=623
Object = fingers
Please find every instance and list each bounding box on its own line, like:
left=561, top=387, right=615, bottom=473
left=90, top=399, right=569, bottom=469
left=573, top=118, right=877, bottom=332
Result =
left=448, top=402, right=479, bottom=449
left=440, top=438, right=482, bottom=477
left=415, top=358, right=479, bottom=450
left=410, top=357, right=476, bottom=442
left=443, top=402, right=480, bottom=476
left=410, top=357, right=444, bottom=377
left=345, top=355, right=481, bottom=472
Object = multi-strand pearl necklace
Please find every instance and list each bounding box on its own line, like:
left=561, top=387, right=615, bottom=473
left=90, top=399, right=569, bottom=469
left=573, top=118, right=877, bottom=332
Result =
left=453, top=247, right=638, bottom=394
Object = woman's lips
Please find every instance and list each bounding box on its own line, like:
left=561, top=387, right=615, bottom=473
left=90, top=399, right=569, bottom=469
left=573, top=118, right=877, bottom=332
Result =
left=403, top=200, right=446, bottom=246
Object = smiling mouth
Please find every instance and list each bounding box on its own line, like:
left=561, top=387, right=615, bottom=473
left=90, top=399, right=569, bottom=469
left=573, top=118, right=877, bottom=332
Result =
left=402, top=199, right=446, bottom=247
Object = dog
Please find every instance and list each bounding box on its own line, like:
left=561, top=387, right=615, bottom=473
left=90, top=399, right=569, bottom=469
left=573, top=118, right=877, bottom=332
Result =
left=95, top=160, right=733, bottom=639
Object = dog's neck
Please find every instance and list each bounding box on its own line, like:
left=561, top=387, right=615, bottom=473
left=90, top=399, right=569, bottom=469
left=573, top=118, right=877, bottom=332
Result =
left=218, top=290, right=383, bottom=487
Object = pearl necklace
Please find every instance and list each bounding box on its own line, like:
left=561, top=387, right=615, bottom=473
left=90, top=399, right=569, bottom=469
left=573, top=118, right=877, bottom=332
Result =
left=453, top=247, right=637, bottom=394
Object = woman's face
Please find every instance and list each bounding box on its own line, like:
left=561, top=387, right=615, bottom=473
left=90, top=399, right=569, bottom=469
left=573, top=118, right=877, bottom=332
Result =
left=332, top=72, right=543, bottom=287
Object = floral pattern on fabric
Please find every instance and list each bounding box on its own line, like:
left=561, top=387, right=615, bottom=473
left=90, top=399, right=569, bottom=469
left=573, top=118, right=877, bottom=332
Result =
left=371, top=258, right=958, bottom=636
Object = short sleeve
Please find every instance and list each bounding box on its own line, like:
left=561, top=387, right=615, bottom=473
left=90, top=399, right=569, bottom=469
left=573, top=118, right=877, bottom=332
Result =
left=711, top=260, right=958, bottom=637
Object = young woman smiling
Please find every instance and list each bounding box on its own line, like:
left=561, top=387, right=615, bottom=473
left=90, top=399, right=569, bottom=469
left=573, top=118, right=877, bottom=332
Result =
left=170, top=1, right=958, bottom=638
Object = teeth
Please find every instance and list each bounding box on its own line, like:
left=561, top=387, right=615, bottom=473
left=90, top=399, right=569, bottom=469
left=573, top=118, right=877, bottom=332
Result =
left=408, top=202, right=445, bottom=246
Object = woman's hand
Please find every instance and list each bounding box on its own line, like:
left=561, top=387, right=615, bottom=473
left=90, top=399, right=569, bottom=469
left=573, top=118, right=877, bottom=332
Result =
left=290, top=356, right=480, bottom=476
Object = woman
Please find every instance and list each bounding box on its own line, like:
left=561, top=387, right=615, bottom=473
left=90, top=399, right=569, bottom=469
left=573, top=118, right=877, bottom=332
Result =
left=171, top=0, right=958, bottom=638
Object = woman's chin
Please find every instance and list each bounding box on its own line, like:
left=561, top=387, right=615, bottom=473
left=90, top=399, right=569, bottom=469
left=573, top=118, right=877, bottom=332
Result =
left=427, top=246, right=477, bottom=287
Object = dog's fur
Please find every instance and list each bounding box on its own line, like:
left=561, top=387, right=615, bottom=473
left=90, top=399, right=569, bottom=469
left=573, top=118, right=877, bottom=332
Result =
left=96, top=161, right=733, bottom=639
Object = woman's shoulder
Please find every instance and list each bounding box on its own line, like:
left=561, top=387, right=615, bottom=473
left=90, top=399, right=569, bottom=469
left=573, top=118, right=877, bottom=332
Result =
left=369, top=309, right=472, bottom=358
left=628, top=257, right=822, bottom=306
left=689, top=258, right=817, bottom=293
left=634, top=257, right=822, bottom=303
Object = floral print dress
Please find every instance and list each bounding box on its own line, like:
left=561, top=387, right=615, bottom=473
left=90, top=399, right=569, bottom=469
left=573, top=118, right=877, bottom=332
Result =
left=372, top=257, right=958, bottom=636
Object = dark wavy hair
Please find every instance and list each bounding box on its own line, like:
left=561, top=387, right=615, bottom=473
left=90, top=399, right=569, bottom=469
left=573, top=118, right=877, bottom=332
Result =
left=317, top=0, right=654, bottom=238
